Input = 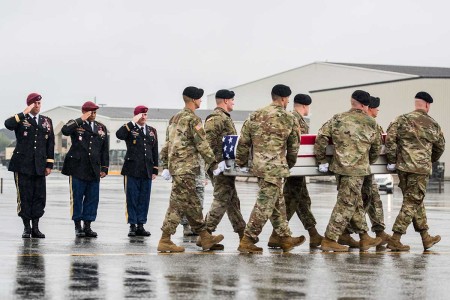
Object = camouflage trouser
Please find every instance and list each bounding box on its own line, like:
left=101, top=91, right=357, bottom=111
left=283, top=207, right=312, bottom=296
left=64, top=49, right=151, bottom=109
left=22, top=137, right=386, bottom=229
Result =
left=392, top=170, right=429, bottom=234
left=204, top=173, right=246, bottom=234
left=161, top=175, right=206, bottom=235
left=283, top=176, right=317, bottom=230
left=244, top=178, right=292, bottom=241
left=346, top=175, right=386, bottom=233
left=325, top=175, right=369, bottom=241
left=180, top=176, right=205, bottom=226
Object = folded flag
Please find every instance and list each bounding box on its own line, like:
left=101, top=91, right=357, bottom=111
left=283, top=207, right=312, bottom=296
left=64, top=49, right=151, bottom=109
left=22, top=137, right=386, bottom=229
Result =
left=222, top=135, right=239, bottom=160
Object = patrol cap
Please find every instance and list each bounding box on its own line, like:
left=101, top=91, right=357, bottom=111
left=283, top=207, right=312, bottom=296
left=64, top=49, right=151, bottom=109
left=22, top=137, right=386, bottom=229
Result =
left=294, top=94, right=312, bottom=105
left=369, top=96, right=380, bottom=109
left=272, top=84, right=292, bottom=97
left=351, top=90, right=370, bottom=106
left=183, top=86, right=204, bottom=99
left=415, top=91, right=433, bottom=103
left=26, top=93, right=42, bottom=106
left=81, top=101, right=99, bottom=112
left=134, top=105, right=148, bottom=116
left=215, top=89, right=235, bottom=99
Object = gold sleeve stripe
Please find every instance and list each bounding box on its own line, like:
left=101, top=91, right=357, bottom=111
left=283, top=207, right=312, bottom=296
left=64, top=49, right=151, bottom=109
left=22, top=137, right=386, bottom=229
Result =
left=46, top=159, right=55, bottom=163
left=125, top=124, right=130, bottom=131
left=15, top=114, right=20, bottom=122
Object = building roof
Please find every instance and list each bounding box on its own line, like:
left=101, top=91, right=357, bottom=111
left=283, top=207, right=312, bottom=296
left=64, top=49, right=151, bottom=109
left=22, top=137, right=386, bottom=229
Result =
left=64, top=106, right=253, bottom=122
left=332, top=63, right=450, bottom=78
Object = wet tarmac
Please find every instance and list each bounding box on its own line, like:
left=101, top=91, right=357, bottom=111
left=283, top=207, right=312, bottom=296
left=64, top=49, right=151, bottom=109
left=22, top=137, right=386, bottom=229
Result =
left=1, top=165, right=450, bottom=299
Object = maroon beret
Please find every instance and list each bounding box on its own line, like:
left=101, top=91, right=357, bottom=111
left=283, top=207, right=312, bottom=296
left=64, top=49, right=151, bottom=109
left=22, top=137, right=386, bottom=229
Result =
left=26, top=93, right=42, bottom=106
left=81, top=101, right=99, bottom=112
left=134, top=105, right=148, bottom=116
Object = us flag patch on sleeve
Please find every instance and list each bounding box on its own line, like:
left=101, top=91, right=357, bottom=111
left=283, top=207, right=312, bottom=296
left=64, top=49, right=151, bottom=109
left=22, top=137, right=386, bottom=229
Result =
left=195, top=123, right=203, bottom=131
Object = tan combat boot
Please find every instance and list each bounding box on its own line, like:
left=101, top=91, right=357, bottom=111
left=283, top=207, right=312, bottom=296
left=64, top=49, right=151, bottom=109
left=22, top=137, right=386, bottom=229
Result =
left=198, top=230, right=224, bottom=250
left=387, top=232, right=410, bottom=251
left=196, top=235, right=224, bottom=250
left=359, top=232, right=382, bottom=251
left=421, top=231, right=441, bottom=250
left=321, top=237, right=349, bottom=252
left=157, top=232, right=185, bottom=253
left=375, top=231, right=391, bottom=246
left=279, top=236, right=306, bottom=252
left=308, top=227, right=324, bottom=247
left=268, top=230, right=282, bottom=248
left=238, top=236, right=263, bottom=253
left=338, top=233, right=360, bottom=248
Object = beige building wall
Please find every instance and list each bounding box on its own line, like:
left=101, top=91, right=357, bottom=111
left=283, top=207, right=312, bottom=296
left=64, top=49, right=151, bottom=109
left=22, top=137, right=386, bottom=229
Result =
left=310, top=78, right=450, bottom=176
left=207, top=62, right=415, bottom=111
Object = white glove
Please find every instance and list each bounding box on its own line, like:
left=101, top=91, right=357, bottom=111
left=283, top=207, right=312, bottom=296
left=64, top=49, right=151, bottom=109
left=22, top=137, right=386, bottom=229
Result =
left=387, top=164, right=396, bottom=171
left=213, top=161, right=229, bottom=176
left=161, top=169, right=172, bottom=181
left=237, top=166, right=249, bottom=173
left=318, top=163, right=329, bottom=173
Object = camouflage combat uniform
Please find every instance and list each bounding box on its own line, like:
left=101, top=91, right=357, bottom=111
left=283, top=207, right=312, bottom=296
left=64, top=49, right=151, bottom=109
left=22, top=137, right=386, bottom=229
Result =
left=160, top=108, right=218, bottom=235
left=314, top=109, right=381, bottom=241
left=180, top=155, right=206, bottom=227
left=283, top=111, right=317, bottom=229
left=236, top=103, right=300, bottom=241
left=348, top=123, right=386, bottom=233
left=204, top=107, right=246, bottom=234
left=385, top=109, right=445, bottom=234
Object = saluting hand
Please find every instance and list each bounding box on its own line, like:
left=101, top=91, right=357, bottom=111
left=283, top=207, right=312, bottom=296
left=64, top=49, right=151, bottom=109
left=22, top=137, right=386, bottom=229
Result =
left=81, top=111, right=92, bottom=121
left=23, top=103, right=35, bottom=115
left=132, top=113, right=143, bottom=123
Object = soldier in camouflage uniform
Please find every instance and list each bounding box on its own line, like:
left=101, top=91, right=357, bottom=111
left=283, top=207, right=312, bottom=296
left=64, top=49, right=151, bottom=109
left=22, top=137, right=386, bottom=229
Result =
left=314, top=90, right=382, bottom=252
left=235, top=84, right=305, bottom=253
left=157, top=86, right=226, bottom=252
left=203, top=89, right=246, bottom=247
left=269, top=94, right=323, bottom=248
left=340, top=96, right=391, bottom=248
left=385, top=92, right=445, bottom=251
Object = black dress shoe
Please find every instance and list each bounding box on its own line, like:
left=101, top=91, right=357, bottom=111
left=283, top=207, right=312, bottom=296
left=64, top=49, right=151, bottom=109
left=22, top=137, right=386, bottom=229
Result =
left=136, top=224, right=151, bottom=237
left=31, top=219, right=45, bottom=238
left=75, top=221, right=85, bottom=237
left=83, top=221, right=98, bottom=238
left=22, top=228, right=31, bottom=239
left=31, top=228, right=45, bottom=238
left=128, top=224, right=137, bottom=237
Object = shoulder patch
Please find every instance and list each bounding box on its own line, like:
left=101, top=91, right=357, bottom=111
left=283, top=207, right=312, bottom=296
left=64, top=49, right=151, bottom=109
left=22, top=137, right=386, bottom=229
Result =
left=195, top=123, right=203, bottom=131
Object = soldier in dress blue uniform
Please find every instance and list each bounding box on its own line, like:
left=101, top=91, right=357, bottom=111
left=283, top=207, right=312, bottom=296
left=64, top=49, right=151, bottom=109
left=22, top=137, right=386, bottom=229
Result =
left=116, top=106, right=159, bottom=237
left=4, top=93, right=55, bottom=238
left=61, top=101, right=109, bottom=237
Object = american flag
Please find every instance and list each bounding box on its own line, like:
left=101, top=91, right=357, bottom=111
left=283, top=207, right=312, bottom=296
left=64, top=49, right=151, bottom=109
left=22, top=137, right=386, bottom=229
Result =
left=222, top=135, right=238, bottom=160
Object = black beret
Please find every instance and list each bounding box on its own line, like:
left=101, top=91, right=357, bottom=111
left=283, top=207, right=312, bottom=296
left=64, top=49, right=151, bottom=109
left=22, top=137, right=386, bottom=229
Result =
left=183, top=86, right=204, bottom=99
left=352, top=90, right=371, bottom=106
left=215, top=89, right=235, bottom=99
left=271, top=84, right=291, bottom=97
left=415, top=91, right=433, bottom=103
left=294, top=94, right=312, bottom=105
left=369, top=96, right=380, bottom=109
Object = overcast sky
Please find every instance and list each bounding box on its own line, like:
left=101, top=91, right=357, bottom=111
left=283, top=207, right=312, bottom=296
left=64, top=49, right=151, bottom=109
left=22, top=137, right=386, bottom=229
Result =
left=1, top=0, right=450, bottom=125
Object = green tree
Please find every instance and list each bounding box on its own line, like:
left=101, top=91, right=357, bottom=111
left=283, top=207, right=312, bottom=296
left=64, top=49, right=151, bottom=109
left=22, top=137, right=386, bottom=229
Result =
left=0, top=132, right=12, bottom=152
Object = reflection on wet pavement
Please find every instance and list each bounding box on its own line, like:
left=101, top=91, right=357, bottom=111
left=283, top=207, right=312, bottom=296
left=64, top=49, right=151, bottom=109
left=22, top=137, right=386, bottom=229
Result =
left=1, top=168, right=450, bottom=299
left=15, top=240, right=46, bottom=299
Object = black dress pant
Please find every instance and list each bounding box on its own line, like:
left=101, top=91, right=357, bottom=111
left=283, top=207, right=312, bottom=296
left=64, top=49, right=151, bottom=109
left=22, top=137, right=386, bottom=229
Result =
left=14, top=172, right=46, bottom=220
